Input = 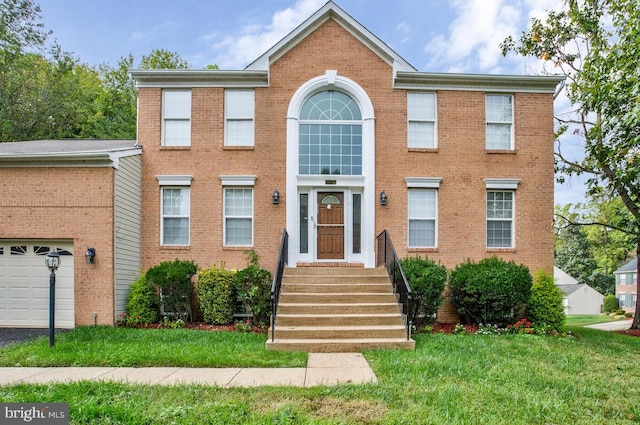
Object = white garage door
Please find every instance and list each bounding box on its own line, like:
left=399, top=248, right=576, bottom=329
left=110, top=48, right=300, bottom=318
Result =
left=0, top=241, right=74, bottom=328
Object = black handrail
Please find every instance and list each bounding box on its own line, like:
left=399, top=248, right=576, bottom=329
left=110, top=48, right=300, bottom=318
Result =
left=376, top=230, right=413, bottom=340
left=270, top=229, right=288, bottom=342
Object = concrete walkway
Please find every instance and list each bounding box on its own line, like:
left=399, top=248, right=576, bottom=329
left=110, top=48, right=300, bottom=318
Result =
left=0, top=353, right=377, bottom=387
left=585, top=318, right=633, bottom=332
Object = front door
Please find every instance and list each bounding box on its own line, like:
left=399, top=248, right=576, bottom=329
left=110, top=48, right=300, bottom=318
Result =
left=317, top=192, right=344, bottom=259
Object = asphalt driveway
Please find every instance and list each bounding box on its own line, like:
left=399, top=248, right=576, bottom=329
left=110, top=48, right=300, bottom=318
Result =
left=0, top=328, right=54, bottom=348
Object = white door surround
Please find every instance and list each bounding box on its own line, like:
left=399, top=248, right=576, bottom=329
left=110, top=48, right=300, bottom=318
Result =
left=286, top=71, right=375, bottom=267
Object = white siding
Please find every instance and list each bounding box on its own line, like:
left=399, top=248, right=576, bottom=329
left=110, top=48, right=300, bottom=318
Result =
left=114, top=155, right=142, bottom=318
left=566, top=285, right=604, bottom=315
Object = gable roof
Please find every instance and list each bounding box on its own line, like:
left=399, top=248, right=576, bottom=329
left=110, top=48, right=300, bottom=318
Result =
left=554, top=266, right=579, bottom=285
left=615, top=258, right=637, bottom=274
left=245, top=1, right=416, bottom=73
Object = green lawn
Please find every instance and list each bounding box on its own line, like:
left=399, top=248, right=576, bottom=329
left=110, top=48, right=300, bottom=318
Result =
left=0, top=326, right=306, bottom=368
left=1, top=326, right=639, bottom=424
left=566, top=314, right=626, bottom=327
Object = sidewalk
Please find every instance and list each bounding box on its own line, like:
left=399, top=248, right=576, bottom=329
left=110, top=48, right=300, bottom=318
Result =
left=585, top=319, right=633, bottom=332
left=0, top=353, right=377, bottom=387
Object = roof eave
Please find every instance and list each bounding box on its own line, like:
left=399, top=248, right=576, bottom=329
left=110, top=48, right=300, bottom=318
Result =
left=130, top=69, right=269, bottom=89
left=395, top=72, right=566, bottom=93
left=0, top=147, right=141, bottom=168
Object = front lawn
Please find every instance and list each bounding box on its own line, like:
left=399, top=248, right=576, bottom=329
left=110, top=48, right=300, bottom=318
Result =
left=0, top=326, right=306, bottom=368
left=1, top=326, right=639, bottom=424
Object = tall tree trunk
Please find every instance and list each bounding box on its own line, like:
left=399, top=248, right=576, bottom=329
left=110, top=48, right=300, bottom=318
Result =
left=632, top=233, right=640, bottom=330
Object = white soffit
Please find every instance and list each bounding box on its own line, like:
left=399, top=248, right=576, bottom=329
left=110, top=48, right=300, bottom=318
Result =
left=156, top=175, right=193, bottom=186
left=484, top=178, right=521, bottom=189
left=219, top=175, right=257, bottom=186
left=405, top=177, right=442, bottom=188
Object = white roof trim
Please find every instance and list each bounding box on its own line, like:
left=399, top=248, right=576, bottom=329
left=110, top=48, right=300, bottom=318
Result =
left=245, top=1, right=415, bottom=72
left=219, top=175, right=257, bottom=186
left=484, top=178, right=521, bottom=190
left=130, top=70, right=269, bottom=89
left=405, top=177, right=442, bottom=188
left=156, top=175, right=193, bottom=186
left=395, top=72, right=565, bottom=93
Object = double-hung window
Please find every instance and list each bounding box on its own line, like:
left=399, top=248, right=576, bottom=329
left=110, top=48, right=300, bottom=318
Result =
left=225, top=90, right=255, bottom=147
left=161, top=187, right=190, bottom=245
left=408, top=189, right=437, bottom=248
left=486, top=191, right=514, bottom=248
left=619, top=293, right=627, bottom=307
left=486, top=94, right=513, bottom=150
left=162, top=90, right=191, bottom=146
left=407, top=92, right=436, bottom=148
left=224, top=188, right=253, bottom=246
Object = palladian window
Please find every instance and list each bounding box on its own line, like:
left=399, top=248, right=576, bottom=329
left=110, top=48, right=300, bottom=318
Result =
left=299, top=90, right=362, bottom=175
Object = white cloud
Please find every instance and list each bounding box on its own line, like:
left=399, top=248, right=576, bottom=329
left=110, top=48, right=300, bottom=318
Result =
left=206, top=0, right=325, bottom=69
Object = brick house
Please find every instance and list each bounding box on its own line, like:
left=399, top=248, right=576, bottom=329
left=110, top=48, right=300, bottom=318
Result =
left=0, top=1, right=562, bottom=329
left=614, top=259, right=638, bottom=313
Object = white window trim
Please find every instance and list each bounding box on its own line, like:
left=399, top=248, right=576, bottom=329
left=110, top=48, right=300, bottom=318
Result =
left=223, top=187, right=254, bottom=247
left=407, top=188, right=438, bottom=249
left=160, top=187, right=190, bottom=246
left=485, top=94, right=514, bottom=150
left=486, top=190, right=515, bottom=249
left=407, top=92, right=437, bottom=149
left=224, top=89, right=255, bottom=147
left=406, top=177, right=442, bottom=189
left=484, top=178, right=520, bottom=190
left=156, top=175, right=193, bottom=186
left=157, top=176, right=192, bottom=246
left=219, top=175, right=256, bottom=186
left=162, top=90, right=191, bottom=147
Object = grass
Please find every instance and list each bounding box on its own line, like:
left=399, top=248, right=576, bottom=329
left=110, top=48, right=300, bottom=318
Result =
left=1, top=326, right=640, bottom=424
left=0, top=326, right=306, bottom=368
left=566, top=314, right=628, bottom=327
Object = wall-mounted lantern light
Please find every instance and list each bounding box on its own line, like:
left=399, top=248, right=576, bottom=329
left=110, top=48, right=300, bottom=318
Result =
left=272, top=189, right=280, bottom=205
left=85, top=247, right=96, bottom=264
left=380, top=191, right=387, bottom=206
left=45, top=250, right=61, bottom=347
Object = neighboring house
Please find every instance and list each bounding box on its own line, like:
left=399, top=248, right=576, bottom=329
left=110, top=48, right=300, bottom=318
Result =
left=614, top=258, right=638, bottom=314
left=0, top=140, right=141, bottom=327
left=554, top=267, right=604, bottom=315
left=0, top=1, right=563, bottom=327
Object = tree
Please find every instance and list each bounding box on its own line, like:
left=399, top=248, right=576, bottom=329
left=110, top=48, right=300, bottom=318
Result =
left=502, top=0, right=640, bottom=328
left=555, top=223, right=597, bottom=283
left=139, top=48, right=189, bottom=70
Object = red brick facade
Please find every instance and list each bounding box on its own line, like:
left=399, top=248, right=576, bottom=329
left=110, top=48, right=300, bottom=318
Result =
left=136, top=17, right=558, bottom=323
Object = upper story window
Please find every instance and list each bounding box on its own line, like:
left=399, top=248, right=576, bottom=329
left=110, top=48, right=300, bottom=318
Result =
left=225, top=90, right=255, bottom=147
left=407, top=92, right=436, bottom=148
left=299, top=90, right=362, bottom=176
left=620, top=274, right=627, bottom=284
left=486, top=94, right=513, bottom=150
left=162, top=90, right=191, bottom=146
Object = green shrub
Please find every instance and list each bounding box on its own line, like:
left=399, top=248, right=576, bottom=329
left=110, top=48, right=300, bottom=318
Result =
left=400, top=256, right=447, bottom=325
left=525, top=270, right=565, bottom=332
left=449, top=257, right=532, bottom=326
left=234, top=251, right=272, bottom=327
left=125, top=274, right=159, bottom=324
left=615, top=309, right=625, bottom=316
left=198, top=265, right=236, bottom=325
left=145, top=259, right=198, bottom=320
left=603, top=294, right=619, bottom=313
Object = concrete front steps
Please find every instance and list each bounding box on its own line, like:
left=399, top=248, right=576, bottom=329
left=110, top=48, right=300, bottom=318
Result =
left=266, top=267, right=415, bottom=352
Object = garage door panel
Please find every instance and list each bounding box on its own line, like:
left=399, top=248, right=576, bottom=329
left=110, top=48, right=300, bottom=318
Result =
left=0, top=241, right=74, bottom=328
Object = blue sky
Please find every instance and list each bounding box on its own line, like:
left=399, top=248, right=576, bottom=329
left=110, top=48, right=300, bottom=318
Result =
left=36, top=0, right=585, bottom=205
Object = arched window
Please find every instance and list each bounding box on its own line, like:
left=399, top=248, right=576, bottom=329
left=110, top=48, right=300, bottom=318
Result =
left=299, top=90, right=362, bottom=175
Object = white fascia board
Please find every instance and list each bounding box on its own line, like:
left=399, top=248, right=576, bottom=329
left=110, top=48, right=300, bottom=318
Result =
left=219, top=175, right=257, bottom=186
left=484, top=178, right=521, bottom=189
left=395, top=72, right=565, bottom=93
left=156, top=175, right=193, bottom=186
left=130, top=70, right=269, bottom=89
left=405, top=177, right=443, bottom=188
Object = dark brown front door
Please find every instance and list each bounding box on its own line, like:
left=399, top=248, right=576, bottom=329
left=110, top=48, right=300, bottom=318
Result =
left=317, top=192, right=344, bottom=259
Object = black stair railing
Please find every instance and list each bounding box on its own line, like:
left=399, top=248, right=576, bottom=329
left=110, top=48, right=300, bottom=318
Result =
left=376, top=230, right=413, bottom=340
left=270, top=229, right=288, bottom=342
